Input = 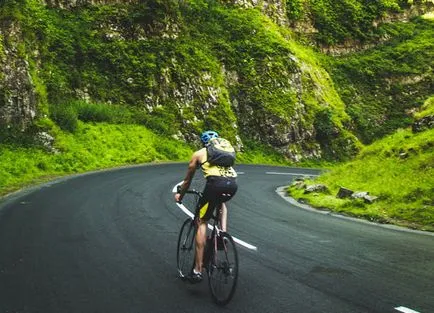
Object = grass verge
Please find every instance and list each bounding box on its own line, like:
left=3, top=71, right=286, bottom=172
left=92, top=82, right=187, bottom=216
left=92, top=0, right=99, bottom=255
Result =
left=0, top=121, right=301, bottom=197
left=288, top=125, right=434, bottom=232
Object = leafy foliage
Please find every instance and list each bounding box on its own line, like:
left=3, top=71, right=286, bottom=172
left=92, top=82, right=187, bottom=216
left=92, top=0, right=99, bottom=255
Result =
left=415, top=96, right=434, bottom=119
left=0, top=122, right=194, bottom=195
left=1, top=0, right=433, bottom=234
left=2, top=0, right=359, bottom=157
left=326, top=17, right=434, bottom=143
left=49, top=102, right=79, bottom=132
left=285, top=0, right=428, bottom=45
left=288, top=123, right=434, bottom=231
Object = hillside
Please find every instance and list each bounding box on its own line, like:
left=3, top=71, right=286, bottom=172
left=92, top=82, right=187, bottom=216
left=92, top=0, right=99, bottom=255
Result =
left=288, top=97, right=434, bottom=231
left=327, top=16, right=434, bottom=143
left=0, top=0, right=432, bottom=159
left=0, top=0, right=433, bottom=205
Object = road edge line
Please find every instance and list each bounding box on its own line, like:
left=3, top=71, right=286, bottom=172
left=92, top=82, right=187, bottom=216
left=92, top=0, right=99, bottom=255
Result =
left=276, top=186, right=434, bottom=237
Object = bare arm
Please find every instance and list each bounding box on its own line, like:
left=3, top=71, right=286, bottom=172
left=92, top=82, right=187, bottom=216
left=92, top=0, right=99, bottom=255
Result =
left=175, top=150, right=203, bottom=202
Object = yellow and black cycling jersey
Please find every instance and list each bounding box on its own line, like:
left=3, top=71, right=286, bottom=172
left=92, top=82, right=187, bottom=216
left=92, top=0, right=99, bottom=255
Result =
left=199, top=147, right=237, bottom=178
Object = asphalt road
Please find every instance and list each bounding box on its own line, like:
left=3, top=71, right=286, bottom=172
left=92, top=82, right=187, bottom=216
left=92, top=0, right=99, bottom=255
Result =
left=0, top=164, right=433, bottom=313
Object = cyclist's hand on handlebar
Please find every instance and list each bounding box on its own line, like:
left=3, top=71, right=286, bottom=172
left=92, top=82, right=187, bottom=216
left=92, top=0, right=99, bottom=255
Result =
left=175, top=193, right=182, bottom=203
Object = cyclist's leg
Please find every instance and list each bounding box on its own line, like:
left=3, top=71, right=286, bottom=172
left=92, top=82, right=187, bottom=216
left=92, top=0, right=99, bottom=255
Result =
left=195, top=177, right=237, bottom=270
left=220, top=203, right=227, bottom=232
left=193, top=182, right=214, bottom=274
left=216, top=178, right=238, bottom=232
left=194, top=220, right=207, bottom=273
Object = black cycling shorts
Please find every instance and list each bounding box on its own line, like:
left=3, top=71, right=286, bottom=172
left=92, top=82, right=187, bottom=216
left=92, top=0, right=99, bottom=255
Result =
left=196, top=176, right=238, bottom=221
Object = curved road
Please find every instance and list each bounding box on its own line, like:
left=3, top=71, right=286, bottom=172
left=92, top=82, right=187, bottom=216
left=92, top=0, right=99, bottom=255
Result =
left=0, top=164, right=433, bottom=313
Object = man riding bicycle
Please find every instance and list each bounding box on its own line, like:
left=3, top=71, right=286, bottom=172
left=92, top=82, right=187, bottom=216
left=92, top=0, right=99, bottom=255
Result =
left=175, top=130, right=238, bottom=283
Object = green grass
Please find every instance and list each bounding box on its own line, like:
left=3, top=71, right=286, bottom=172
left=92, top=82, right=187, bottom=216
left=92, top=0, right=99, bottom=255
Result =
left=236, top=139, right=293, bottom=165
left=0, top=121, right=300, bottom=197
left=4, top=0, right=366, bottom=160
left=415, top=96, right=434, bottom=119
left=288, top=125, right=434, bottom=231
left=49, top=100, right=143, bottom=132
left=1, top=0, right=432, bottom=232
left=327, top=17, right=434, bottom=143
left=0, top=122, right=194, bottom=195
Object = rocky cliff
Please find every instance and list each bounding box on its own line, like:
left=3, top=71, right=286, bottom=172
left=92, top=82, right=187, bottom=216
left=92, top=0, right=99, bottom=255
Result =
left=0, top=0, right=432, bottom=160
left=43, top=0, right=138, bottom=8
left=0, top=18, right=37, bottom=132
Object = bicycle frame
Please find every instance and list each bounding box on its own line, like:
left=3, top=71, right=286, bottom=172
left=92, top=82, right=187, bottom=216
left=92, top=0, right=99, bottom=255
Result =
left=177, top=188, right=239, bottom=305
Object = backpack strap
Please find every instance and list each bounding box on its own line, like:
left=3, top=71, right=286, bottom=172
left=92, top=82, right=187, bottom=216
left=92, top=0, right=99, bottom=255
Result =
left=199, top=146, right=209, bottom=167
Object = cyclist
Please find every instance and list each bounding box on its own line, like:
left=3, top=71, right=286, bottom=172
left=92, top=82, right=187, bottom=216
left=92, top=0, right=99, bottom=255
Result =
left=175, top=130, right=238, bottom=283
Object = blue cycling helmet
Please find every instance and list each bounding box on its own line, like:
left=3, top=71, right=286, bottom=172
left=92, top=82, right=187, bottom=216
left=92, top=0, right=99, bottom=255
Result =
left=200, top=130, right=219, bottom=145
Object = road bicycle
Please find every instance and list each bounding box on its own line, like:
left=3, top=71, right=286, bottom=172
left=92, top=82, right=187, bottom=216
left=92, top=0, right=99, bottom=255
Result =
left=176, top=189, right=239, bottom=305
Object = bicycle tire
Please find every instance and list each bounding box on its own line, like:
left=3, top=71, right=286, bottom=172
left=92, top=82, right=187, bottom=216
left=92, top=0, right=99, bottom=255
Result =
left=176, top=218, right=196, bottom=279
left=207, top=232, right=239, bottom=305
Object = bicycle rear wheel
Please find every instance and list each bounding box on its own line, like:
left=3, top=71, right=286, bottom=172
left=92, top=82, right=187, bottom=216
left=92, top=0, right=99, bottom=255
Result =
left=207, top=232, right=239, bottom=305
left=177, top=218, right=196, bottom=279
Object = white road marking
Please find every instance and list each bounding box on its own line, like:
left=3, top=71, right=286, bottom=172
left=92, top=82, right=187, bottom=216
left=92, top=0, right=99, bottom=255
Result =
left=173, top=182, right=257, bottom=251
left=395, top=306, right=421, bottom=313
left=266, top=171, right=319, bottom=177
left=232, top=237, right=258, bottom=250
left=175, top=202, right=194, bottom=219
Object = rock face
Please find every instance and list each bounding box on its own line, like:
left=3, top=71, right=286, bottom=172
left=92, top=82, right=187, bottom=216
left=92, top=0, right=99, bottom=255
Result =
left=0, top=20, right=37, bottom=132
left=45, top=0, right=287, bottom=24
left=42, top=0, right=138, bottom=9
left=0, top=0, right=427, bottom=162
left=412, top=115, right=434, bottom=133
left=229, top=0, right=287, bottom=25
left=0, top=0, right=355, bottom=161
left=300, top=2, right=434, bottom=55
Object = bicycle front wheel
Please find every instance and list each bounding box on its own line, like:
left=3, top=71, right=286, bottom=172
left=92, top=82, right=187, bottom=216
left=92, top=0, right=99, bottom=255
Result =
left=176, top=218, right=196, bottom=279
left=207, top=232, right=239, bottom=305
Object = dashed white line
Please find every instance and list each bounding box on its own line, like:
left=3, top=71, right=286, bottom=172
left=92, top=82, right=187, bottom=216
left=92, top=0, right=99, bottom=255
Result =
left=395, top=306, right=421, bottom=313
left=172, top=182, right=257, bottom=251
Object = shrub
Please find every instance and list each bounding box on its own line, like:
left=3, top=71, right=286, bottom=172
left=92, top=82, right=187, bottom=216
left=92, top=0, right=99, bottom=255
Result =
left=74, top=101, right=114, bottom=123
left=49, top=103, right=78, bottom=132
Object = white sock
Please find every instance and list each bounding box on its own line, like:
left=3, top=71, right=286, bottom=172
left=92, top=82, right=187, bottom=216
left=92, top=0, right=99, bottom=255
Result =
left=193, top=269, right=201, bottom=275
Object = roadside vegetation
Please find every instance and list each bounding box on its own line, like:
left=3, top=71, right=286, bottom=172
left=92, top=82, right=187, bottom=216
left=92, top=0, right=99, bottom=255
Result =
left=286, top=0, right=413, bottom=45
left=0, top=105, right=293, bottom=196
left=326, top=15, right=434, bottom=144
left=1, top=0, right=433, bottom=232
left=0, top=121, right=189, bottom=196
left=288, top=97, right=434, bottom=231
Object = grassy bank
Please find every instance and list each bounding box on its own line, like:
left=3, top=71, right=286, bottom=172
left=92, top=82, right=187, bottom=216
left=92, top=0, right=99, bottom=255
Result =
left=288, top=117, right=434, bottom=231
left=0, top=122, right=191, bottom=196
left=0, top=121, right=295, bottom=197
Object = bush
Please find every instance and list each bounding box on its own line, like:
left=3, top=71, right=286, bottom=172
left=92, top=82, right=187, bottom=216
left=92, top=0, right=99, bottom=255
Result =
left=49, top=100, right=138, bottom=130
left=49, top=103, right=78, bottom=132
left=74, top=101, right=114, bottom=123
